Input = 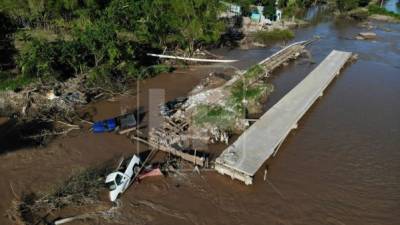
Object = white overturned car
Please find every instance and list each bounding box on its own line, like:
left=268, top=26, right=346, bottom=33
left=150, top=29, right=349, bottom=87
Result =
left=105, top=155, right=141, bottom=201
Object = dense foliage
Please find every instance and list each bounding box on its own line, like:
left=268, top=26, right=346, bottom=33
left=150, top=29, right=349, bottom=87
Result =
left=334, top=0, right=372, bottom=12
left=0, top=0, right=226, bottom=90
left=0, top=0, right=384, bottom=91
left=0, top=12, right=17, bottom=69
left=368, top=4, right=400, bottom=20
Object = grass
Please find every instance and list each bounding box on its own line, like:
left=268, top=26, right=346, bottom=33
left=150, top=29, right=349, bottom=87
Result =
left=253, top=29, right=295, bottom=44
left=230, top=82, right=270, bottom=105
left=0, top=72, right=34, bottom=91
left=193, top=80, right=274, bottom=131
left=14, top=28, right=65, bottom=51
left=229, top=64, right=271, bottom=108
left=193, top=105, right=240, bottom=131
left=192, top=63, right=274, bottom=131
left=242, top=64, right=265, bottom=82
left=230, top=81, right=274, bottom=113
left=368, top=4, right=400, bottom=20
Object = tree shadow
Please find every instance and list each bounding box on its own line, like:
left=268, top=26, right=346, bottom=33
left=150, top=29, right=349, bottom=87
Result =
left=0, top=119, right=54, bottom=154
left=0, top=12, right=17, bottom=70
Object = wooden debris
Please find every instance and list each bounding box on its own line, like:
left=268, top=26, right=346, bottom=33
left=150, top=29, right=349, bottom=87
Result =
left=145, top=41, right=309, bottom=167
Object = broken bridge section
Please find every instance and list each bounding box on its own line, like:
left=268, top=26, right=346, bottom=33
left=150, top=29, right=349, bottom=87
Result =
left=215, top=50, right=354, bottom=185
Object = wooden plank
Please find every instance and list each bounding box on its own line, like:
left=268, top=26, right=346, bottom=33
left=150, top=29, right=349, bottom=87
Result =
left=157, top=145, right=206, bottom=167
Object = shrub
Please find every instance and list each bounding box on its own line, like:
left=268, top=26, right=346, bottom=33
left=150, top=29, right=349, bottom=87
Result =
left=253, top=29, right=295, bottom=44
left=368, top=4, right=400, bottom=20
left=242, top=64, right=265, bottom=82
left=348, top=8, right=369, bottom=20
left=0, top=72, right=34, bottom=91
left=17, top=39, right=57, bottom=79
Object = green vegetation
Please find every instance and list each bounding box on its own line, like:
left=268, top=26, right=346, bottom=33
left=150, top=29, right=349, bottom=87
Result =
left=0, top=73, right=33, bottom=91
left=193, top=105, right=241, bottom=130
left=334, top=0, right=371, bottom=12
left=347, top=7, right=370, bottom=20
left=368, top=4, right=400, bottom=20
left=0, top=0, right=227, bottom=90
left=278, top=0, right=316, bottom=18
left=253, top=29, right=295, bottom=44
left=230, top=82, right=273, bottom=109
left=230, top=65, right=274, bottom=114
left=335, top=0, right=400, bottom=20
left=193, top=64, right=274, bottom=130
left=242, top=64, right=265, bottom=81
left=228, top=0, right=318, bottom=18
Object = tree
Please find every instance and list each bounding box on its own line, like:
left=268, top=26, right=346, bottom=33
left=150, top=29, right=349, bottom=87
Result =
left=17, top=38, right=57, bottom=78
left=336, top=0, right=359, bottom=11
left=0, top=12, right=17, bottom=69
left=74, top=19, right=120, bottom=66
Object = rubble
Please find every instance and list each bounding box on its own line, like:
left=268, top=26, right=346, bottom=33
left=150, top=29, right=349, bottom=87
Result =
left=0, top=74, right=95, bottom=121
left=148, top=41, right=308, bottom=166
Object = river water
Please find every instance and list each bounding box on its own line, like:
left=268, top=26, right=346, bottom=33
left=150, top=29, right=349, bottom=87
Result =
left=0, top=16, right=399, bottom=225
left=169, top=18, right=400, bottom=225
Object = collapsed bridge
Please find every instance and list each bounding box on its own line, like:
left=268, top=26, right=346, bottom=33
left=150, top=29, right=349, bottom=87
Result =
left=215, top=50, right=354, bottom=185
left=148, top=41, right=309, bottom=167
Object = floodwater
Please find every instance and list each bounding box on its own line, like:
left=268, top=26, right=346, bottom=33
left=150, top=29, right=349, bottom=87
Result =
left=1, top=18, right=400, bottom=225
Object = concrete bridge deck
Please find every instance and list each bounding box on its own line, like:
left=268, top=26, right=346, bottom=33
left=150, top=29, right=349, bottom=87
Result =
left=214, top=50, right=353, bottom=185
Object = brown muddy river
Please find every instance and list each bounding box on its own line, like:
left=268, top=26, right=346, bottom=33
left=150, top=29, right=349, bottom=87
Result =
left=1, top=19, right=400, bottom=225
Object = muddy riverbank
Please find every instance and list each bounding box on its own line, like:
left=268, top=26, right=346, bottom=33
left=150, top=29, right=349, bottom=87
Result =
left=1, top=17, right=400, bottom=225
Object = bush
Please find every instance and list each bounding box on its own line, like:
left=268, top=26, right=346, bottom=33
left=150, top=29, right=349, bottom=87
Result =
left=242, top=64, right=265, bottom=82
left=0, top=72, right=34, bottom=91
left=87, top=64, right=113, bottom=88
left=17, top=39, right=57, bottom=79
left=368, top=4, right=400, bottom=20
left=348, top=8, right=369, bottom=20
left=253, top=29, right=295, bottom=44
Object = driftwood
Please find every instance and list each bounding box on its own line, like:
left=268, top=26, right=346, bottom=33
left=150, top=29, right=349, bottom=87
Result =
left=118, top=127, right=136, bottom=135
left=24, top=126, right=79, bottom=140
left=128, top=134, right=154, bottom=147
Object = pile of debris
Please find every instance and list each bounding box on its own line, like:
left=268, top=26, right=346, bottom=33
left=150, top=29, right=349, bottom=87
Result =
left=149, top=41, right=308, bottom=166
left=7, top=164, right=113, bottom=225
left=0, top=74, right=95, bottom=121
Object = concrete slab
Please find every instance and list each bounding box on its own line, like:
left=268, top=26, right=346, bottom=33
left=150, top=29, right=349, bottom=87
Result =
left=215, top=50, right=353, bottom=184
